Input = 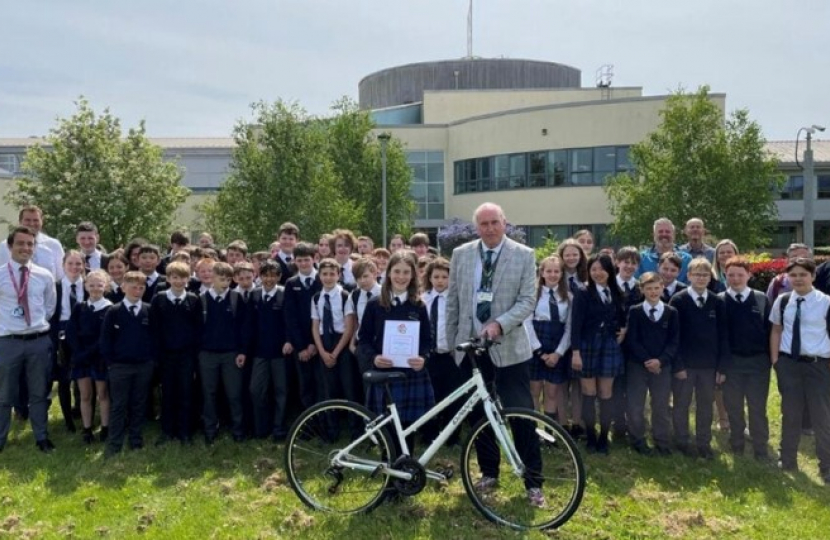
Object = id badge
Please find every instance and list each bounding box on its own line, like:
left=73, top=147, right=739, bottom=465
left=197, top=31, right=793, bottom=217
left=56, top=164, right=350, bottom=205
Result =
left=12, top=305, right=24, bottom=318
left=477, top=291, right=494, bottom=303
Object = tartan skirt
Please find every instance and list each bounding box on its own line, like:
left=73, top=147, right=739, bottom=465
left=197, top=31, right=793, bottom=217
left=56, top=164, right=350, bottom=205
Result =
left=530, top=318, right=571, bottom=383
left=366, top=368, right=435, bottom=424
left=576, top=331, right=624, bottom=379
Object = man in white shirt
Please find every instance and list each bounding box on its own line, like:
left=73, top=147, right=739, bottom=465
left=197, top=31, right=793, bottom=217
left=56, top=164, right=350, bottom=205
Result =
left=0, top=206, right=64, bottom=279
left=0, top=226, right=57, bottom=453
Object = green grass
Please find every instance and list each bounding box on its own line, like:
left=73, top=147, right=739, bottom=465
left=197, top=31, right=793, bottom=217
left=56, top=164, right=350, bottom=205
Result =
left=1, top=383, right=828, bottom=539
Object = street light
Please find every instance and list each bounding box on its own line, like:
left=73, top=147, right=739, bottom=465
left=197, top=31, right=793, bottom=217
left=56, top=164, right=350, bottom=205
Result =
left=378, top=132, right=391, bottom=249
left=798, top=124, right=826, bottom=248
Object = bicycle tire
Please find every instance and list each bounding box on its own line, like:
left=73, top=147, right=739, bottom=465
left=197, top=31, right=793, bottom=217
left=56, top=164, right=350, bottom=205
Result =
left=460, top=407, right=585, bottom=531
left=285, top=399, right=396, bottom=514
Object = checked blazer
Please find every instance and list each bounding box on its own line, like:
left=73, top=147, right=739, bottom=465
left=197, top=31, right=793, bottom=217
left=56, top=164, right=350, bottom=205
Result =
left=446, top=237, right=536, bottom=367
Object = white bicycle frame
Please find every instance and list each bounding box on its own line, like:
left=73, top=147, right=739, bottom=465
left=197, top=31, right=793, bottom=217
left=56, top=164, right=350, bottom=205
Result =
left=330, top=364, right=527, bottom=483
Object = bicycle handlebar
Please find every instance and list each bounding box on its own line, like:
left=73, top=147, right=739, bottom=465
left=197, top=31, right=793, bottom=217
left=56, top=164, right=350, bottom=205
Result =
left=455, top=337, right=499, bottom=354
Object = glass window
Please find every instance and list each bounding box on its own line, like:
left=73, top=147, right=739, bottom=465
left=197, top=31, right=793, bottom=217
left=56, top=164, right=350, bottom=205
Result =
left=818, top=175, right=830, bottom=199
left=781, top=175, right=804, bottom=200
left=411, top=163, right=427, bottom=184
left=416, top=203, right=428, bottom=220
left=616, top=146, right=631, bottom=171
left=477, top=157, right=491, bottom=182
left=427, top=183, right=444, bottom=203
left=494, top=155, right=510, bottom=181
left=570, top=149, right=592, bottom=173
left=509, top=154, right=525, bottom=188
left=426, top=163, right=443, bottom=184
left=548, top=150, right=567, bottom=186
left=570, top=172, right=593, bottom=186
left=410, top=183, right=427, bottom=203
left=0, top=154, right=19, bottom=174
left=428, top=204, right=445, bottom=220
left=594, top=147, right=616, bottom=174
left=406, top=151, right=425, bottom=165
left=764, top=224, right=798, bottom=249
left=528, top=152, right=546, bottom=187
left=427, top=151, right=443, bottom=164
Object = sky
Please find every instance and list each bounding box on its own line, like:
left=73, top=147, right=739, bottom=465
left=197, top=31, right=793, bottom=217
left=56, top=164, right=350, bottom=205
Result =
left=2, top=0, right=827, bottom=141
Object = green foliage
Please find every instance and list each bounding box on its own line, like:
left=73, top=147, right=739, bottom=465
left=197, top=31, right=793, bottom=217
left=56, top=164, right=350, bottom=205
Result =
left=201, top=98, right=413, bottom=250
left=604, top=86, right=784, bottom=249
left=533, top=232, right=560, bottom=264
left=4, top=98, right=189, bottom=249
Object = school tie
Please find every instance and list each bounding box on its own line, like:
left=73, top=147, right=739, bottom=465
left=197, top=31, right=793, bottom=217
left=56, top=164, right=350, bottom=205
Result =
left=174, top=298, right=182, bottom=306
left=129, top=305, right=138, bottom=317
left=393, top=297, right=402, bottom=307
left=735, top=292, right=743, bottom=303
left=243, top=290, right=249, bottom=302
left=146, top=277, right=152, bottom=287
left=377, top=276, right=382, bottom=285
left=548, top=289, right=557, bottom=321
left=285, top=256, right=292, bottom=264
left=19, top=266, right=31, bottom=327
left=696, top=296, right=705, bottom=308
left=264, top=293, right=271, bottom=303
left=215, top=295, right=222, bottom=304
left=69, top=283, right=78, bottom=310
left=791, top=297, right=804, bottom=357
left=602, top=288, right=610, bottom=304
left=84, top=254, right=92, bottom=271
left=430, top=295, right=440, bottom=348
left=476, top=249, right=494, bottom=323
left=649, top=307, right=657, bottom=321
left=569, top=276, right=576, bottom=290
left=304, top=277, right=312, bottom=289
left=366, top=291, right=372, bottom=301
left=623, top=282, right=631, bottom=295
left=323, top=293, right=336, bottom=350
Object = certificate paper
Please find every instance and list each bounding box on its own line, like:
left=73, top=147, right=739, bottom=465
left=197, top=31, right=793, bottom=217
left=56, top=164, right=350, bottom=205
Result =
left=382, top=320, right=420, bottom=368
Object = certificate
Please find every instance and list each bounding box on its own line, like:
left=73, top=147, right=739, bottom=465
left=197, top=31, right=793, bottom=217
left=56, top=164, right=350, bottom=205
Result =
left=382, top=320, right=420, bottom=368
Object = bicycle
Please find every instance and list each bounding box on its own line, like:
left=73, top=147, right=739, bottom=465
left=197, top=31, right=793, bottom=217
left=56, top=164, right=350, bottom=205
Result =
left=284, top=337, right=585, bottom=531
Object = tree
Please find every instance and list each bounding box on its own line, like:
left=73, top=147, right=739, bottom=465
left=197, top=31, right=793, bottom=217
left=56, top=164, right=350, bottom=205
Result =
left=604, top=86, right=784, bottom=249
left=201, top=99, right=413, bottom=250
left=5, top=98, right=188, bottom=249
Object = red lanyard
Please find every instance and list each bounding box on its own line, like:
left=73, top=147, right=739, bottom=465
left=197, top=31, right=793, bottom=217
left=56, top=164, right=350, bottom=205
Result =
left=8, top=263, right=29, bottom=306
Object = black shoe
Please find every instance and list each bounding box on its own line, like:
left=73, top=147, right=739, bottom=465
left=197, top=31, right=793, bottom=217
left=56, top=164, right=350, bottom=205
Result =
left=596, top=431, right=610, bottom=455
left=778, top=459, right=798, bottom=472
left=676, top=443, right=695, bottom=458
left=99, top=426, right=109, bottom=442
left=655, top=446, right=673, bottom=456
left=632, top=441, right=654, bottom=456
left=585, top=428, right=597, bottom=454
left=697, top=446, right=715, bottom=460
left=82, top=428, right=94, bottom=445
left=612, top=429, right=628, bottom=445
left=569, top=424, right=584, bottom=441
left=36, top=439, right=55, bottom=453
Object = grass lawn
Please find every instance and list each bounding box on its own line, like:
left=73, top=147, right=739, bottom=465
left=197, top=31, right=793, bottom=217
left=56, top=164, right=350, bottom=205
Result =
left=1, top=382, right=828, bottom=539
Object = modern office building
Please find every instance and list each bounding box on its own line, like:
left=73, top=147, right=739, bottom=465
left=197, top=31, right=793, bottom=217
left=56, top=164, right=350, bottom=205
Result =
left=0, top=58, right=827, bottom=250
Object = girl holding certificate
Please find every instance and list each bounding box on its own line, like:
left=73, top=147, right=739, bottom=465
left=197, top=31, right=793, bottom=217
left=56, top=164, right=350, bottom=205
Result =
left=358, top=251, right=434, bottom=447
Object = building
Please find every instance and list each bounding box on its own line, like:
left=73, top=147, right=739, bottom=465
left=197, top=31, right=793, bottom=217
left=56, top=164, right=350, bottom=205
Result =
left=0, top=58, right=827, bottom=250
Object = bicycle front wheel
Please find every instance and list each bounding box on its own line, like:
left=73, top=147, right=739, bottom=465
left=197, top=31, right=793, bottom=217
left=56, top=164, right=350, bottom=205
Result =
left=285, top=400, right=396, bottom=514
left=461, top=408, right=585, bottom=531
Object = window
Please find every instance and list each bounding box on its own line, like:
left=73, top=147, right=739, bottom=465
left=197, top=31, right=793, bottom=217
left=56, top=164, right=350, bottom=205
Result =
left=408, top=150, right=445, bottom=220
left=779, top=175, right=803, bottom=200
left=548, top=150, right=567, bottom=186
left=528, top=152, right=547, bottom=187
left=764, top=224, right=798, bottom=249
left=570, top=148, right=593, bottom=185
left=818, top=175, right=830, bottom=199
left=0, top=154, right=20, bottom=174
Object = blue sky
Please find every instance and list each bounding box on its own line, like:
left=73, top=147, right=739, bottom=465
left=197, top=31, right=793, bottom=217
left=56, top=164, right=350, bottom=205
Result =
left=2, top=0, right=827, bottom=140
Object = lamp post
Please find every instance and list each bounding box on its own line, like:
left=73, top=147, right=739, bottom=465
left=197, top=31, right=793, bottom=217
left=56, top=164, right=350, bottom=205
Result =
left=800, top=124, right=826, bottom=248
left=378, top=132, right=391, bottom=249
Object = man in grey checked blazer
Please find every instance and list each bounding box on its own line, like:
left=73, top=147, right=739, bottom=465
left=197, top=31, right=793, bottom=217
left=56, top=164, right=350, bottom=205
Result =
left=445, top=202, right=544, bottom=502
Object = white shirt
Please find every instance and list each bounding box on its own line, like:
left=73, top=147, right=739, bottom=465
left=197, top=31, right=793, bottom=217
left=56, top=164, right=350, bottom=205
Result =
left=688, top=289, right=708, bottom=306
left=616, top=275, right=637, bottom=292
left=311, top=285, right=354, bottom=334
left=297, top=270, right=317, bottom=288
left=279, top=251, right=293, bottom=264
left=352, top=284, right=381, bottom=329
left=340, top=259, right=356, bottom=286
left=594, top=283, right=612, bottom=303
left=770, top=288, right=830, bottom=357
left=87, top=297, right=112, bottom=311
left=472, top=237, right=507, bottom=331
left=0, top=232, right=63, bottom=280
left=165, top=289, right=187, bottom=303
left=122, top=298, right=142, bottom=315
left=145, top=271, right=160, bottom=287
left=642, top=300, right=665, bottom=321
left=726, top=287, right=749, bottom=302
left=82, top=249, right=105, bottom=270
left=424, top=289, right=449, bottom=352
left=0, top=260, right=56, bottom=336
left=664, top=281, right=679, bottom=297
left=60, top=275, right=85, bottom=321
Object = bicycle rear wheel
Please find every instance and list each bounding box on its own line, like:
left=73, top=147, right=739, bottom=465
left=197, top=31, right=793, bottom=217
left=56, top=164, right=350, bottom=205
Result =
left=285, top=400, right=395, bottom=514
left=461, top=408, right=585, bottom=531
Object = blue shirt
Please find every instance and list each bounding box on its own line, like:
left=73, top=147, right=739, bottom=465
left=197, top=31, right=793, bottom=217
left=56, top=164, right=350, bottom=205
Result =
left=635, top=245, right=693, bottom=283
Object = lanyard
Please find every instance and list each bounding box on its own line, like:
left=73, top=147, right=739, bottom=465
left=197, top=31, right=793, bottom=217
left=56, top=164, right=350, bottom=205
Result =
left=478, top=242, right=501, bottom=291
left=8, top=263, right=29, bottom=305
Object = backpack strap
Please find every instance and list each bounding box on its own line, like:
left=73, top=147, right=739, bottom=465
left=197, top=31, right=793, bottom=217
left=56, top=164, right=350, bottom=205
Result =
left=751, top=290, right=768, bottom=325
left=273, top=285, right=285, bottom=309
left=351, top=288, right=362, bottom=312
left=778, top=291, right=791, bottom=322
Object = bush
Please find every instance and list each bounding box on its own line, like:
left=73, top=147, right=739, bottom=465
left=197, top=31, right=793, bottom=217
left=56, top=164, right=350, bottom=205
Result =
left=437, top=218, right=526, bottom=257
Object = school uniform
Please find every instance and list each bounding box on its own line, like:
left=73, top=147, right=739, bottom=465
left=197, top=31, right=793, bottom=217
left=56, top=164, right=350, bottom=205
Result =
left=422, top=288, right=464, bottom=444
left=669, top=288, right=730, bottom=455
left=275, top=252, right=296, bottom=286
left=248, top=286, right=289, bottom=439
left=338, top=259, right=357, bottom=290
left=50, top=277, right=88, bottom=431
left=615, top=275, right=643, bottom=437
left=661, top=280, right=686, bottom=303
left=350, top=284, right=382, bottom=349
left=81, top=249, right=108, bottom=272
left=358, top=293, right=434, bottom=425
left=770, top=289, right=830, bottom=478
left=311, top=285, right=360, bottom=404
left=106, top=282, right=125, bottom=304
left=199, top=288, right=249, bottom=442
left=66, top=298, right=112, bottom=381
left=529, top=286, right=572, bottom=384
left=571, top=284, right=625, bottom=379
left=625, top=301, right=679, bottom=451
left=720, top=287, right=771, bottom=458
left=565, top=272, right=584, bottom=294
left=149, top=289, right=202, bottom=442
left=284, top=271, right=323, bottom=409
left=235, top=285, right=258, bottom=435
left=142, top=272, right=168, bottom=303
left=99, top=298, right=154, bottom=455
